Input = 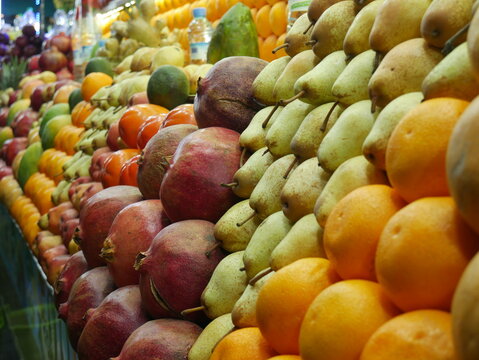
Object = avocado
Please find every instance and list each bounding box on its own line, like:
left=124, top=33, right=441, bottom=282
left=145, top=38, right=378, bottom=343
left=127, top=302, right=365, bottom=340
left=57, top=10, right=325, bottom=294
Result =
left=207, top=3, right=260, bottom=64
left=18, top=142, right=43, bottom=189
left=147, top=65, right=189, bottom=110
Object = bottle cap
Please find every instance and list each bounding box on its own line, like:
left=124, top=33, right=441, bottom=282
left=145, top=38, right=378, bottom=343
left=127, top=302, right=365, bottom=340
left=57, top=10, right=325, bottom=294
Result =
left=193, top=7, right=207, bottom=18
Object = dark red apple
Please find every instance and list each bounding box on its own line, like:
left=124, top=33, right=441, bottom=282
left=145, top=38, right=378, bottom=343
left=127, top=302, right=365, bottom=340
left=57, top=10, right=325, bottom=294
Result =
left=39, top=48, right=67, bottom=72
left=56, top=68, right=74, bottom=81
left=106, top=121, right=121, bottom=151
left=89, top=147, right=113, bottom=182
left=0, top=107, right=9, bottom=126
left=23, top=44, right=38, bottom=58
left=22, top=25, right=36, bottom=38
left=50, top=33, right=71, bottom=54
left=30, top=85, right=46, bottom=111
left=1, top=137, right=28, bottom=166
left=11, top=109, right=39, bottom=136
left=15, top=35, right=29, bottom=48
left=8, top=90, right=20, bottom=106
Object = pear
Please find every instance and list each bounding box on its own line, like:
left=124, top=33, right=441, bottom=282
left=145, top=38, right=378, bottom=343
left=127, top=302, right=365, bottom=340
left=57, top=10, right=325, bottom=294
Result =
left=231, top=271, right=274, bottom=328
left=265, top=100, right=315, bottom=158
left=281, top=158, right=331, bottom=223
left=188, top=314, right=235, bottom=360
left=214, top=200, right=262, bottom=252
left=343, top=0, right=385, bottom=57
left=368, top=38, right=443, bottom=109
left=422, top=43, right=479, bottom=101
left=253, top=56, right=291, bottom=106
left=130, top=46, right=160, bottom=71
left=369, top=0, right=432, bottom=54
left=290, top=102, right=344, bottom=161
left=311, top=1, right=356, bottom=60
left=249, top=154, right=299, bottom=220
left=279, top=14, right=314, bottom=57
left=362, top=92, right=423, bottom=170
left=314, top=155, right=388, bottom=227
left=354, top=0, right=376, bottom=11
left=308, top=0, right=345, bottom=24
left=270, top=213, right=327, bottom=271
left=318, top=100, right=377, bottom=173
left=421, top=0, right=473, bottom=48
left=468, top=7, right=479, bottom=81
left=332, top=49, right=376, bottom=105
left=200, top=251, right=248, bottom=319
left=293, top=50, right=348, bottom=105
left=272, top=50, right=319, bottom=101
left=239, top=106, right=284, bottom=152
left=150, top=45, right=185, bottom=70
left=243, top=211, right=292, bottom=280
left=231, top=147, right=275, bottom=198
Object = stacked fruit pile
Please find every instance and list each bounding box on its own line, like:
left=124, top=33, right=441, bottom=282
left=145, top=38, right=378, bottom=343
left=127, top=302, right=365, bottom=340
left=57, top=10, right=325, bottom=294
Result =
left=1, top=0, right=479, bottom=359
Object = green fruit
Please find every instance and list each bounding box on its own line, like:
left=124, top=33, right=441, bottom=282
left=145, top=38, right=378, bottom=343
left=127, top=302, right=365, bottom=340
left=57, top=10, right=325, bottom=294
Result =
left=147, top=65, right=189, bottom=110
left=68, top=88, right=83, bottom=110
left=18, top=142, right=43, bottom=189
left=41, top=115, right=71, bottom=149
left=39, top=103, right=70, bottom=136
left=207, top=3, right=260, bottom=64
left=85, top=57, right=114, bottom=77
left=7, top=99, right=31, bottom=125
left=0, top=126, right=14, bottom=148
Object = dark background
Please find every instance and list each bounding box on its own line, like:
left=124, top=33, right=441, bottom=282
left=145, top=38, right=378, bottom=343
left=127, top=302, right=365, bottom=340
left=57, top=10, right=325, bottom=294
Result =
left=3, top=0, right=56, bottom=18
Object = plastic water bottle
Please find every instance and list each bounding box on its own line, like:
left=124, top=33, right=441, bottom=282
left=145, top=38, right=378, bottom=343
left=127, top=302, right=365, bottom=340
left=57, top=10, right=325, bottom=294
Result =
left=187, top=7, right=213, bottom=65
left=287, top=0, right=312, bottom=29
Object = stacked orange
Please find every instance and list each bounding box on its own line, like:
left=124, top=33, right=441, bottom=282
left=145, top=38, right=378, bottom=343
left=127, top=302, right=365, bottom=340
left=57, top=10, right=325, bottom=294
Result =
left=9, top=195, right=41, bottom=246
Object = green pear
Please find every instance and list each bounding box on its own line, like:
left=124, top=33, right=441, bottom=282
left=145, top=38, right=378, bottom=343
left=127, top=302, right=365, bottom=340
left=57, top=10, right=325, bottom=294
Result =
left=343, top=0, right=385, bottom=58
left=231, top=271, right=274, bottom=328
left=283, top=14, right=314, bottom=57
left=318, top=100, right=377, bottom=173
left=308, top=0, right=345, bottom=24
left=311, top=1, right=356, bottom=60
left=332, top=50, right=376, bottom=106
left=314, top=155, right=389, bottom=227
left=422, top=43, right=479, bottom=101
left=214, top=200, right=262, bottom=252
left=231, top=147, right=275, bottom=198
left=369, top=0, right=432, bottom=54
left=281, top=158, right=331, bottom=223
left=468, top=6, right=479, bottom=81
left=270, top=213, right=327, bottom=271
left=368, top=38, right=443, bottom=109
left=239, top=106, right=284, bottom=152
left=290, top=102, right=344, bottom=161
left=265, top=100, right=315, bottom=157
left=421, top=0, right=473, bottom=48
left=293, top=50, right=348, bottom=105
left=249, top=154, right=299, bottom=220
left=150, top=45, right=185, bottom=70
left=188, top=314, right=235, bottom=360
left=362, top=92, right=423, bottom=170
left=252, top=56, right=291, bottom=106
left=272, top=50, right=319, bottom=101
left=243, top=211, right=292, bottom=280
left=201, top=251, right=248, bottom=319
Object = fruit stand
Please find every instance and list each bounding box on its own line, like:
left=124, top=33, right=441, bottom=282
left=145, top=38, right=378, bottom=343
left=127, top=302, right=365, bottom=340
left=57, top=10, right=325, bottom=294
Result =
left=1, top=0, right=479, bottom=359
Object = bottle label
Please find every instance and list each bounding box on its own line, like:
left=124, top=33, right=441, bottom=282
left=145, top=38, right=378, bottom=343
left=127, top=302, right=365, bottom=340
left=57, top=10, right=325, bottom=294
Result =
left=190, top=42, right=209, bottom=61
left=289, top=0, right=311, bottom=12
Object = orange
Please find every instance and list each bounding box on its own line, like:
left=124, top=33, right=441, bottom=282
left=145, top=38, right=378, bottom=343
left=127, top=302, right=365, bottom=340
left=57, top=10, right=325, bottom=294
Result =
left=376, top=197, right=479, bottom=312
left=269, top=1, right=287, bottom=36
left=254, top=0, right=267, bottom=8
left=260, top=35, right=277, bottom=62
left=324, top=185, right=406, bottom=281
left=299, top=280, right=401, bottom=360
left=452, top=252, right=479, bottom=360
left=268, top=357, right=301, bottom=360
left=53, top=84, right=79, bottom=104
left=360, top=310, right=455, bottom=360
left=206, top=0, right=218, bottom=21
left=385, top=98, right=469, bottom=203
left=216, top=0, right=228, bottom=17
left=251, top=7, right=258, bottom=22
left=210, top=327, right=277, bottom=360
left=256, top=5, right=272, bottom=38
left=275, top=33, right=287, bottom=58
left=256, top=258, right=340, bottom=354
left=71, top=101, right=94, bottom=128
left=81, top=72, right=113, bottom=102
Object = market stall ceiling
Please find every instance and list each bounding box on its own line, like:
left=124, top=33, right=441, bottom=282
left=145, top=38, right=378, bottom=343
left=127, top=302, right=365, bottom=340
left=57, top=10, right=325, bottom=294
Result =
left=3, top=0, right=56, bottom=17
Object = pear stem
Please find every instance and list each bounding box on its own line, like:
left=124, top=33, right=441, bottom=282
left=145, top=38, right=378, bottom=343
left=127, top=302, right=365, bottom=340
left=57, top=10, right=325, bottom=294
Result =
left=442, top=22, right=470, bottom=56
left=180, top=306, right=205, bottom=317
left=205, top=242, right=221, bottom=258
left=280, top=91, right=305, bottom=107
left=284, top=156, right=299, bottom=179
left=240, top=147, right=247, bottom=167
left=262, top=103, right=280, bottom=129
left=239, top=267, right=246, bottom=271
left=303, top=22, right=314, bottom=35
left=236, top=211, right=256, bottom=227
left=262, top=148, right=270, bottom=156
left=272, top=43, right=289, bottom=54
left=221, top=182, right=238, bottom=188
left=249, top=267, right=274, bottom=286
left=371, top=97, right=377, bottom=113
left=320, top=101, right=340, bottom=132
left=372, top=51, right=383, bottom=74
left=305, top=40, right=317, bottom=46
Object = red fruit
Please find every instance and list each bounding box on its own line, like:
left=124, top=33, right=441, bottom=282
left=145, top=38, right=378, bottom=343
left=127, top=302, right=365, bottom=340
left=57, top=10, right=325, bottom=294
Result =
left=30, top=84, right=46, bottom=111
left=8, top=90, right=20, bottom=106
left=107, top=121, right=121, bottom=151
left=11, top=109, right=39, bottom=136
left=28, top=54, right=40, bottom=72
left=47, top=254, right=71, bottom=285
left=15, top=35, right=29, bottom=48
left=50, top=33, right=71, bottom=54
left=0, top=165, right=12, bottom=179
left=47, top=202, right=74, bottom=235
left=194, top=56, right=267, bottom=133
left=78, top=182, right=103, bottom=211
left=42, top=244, right=69, bottom=265
left=111, top=319, right=202, bottom=360
left=100, top=200, right=170, bottom=287
left=137, top=124, right=198, bottom=199
left=68, top=176, right=93, bottom=201
left=160, top=127, right=241, bottom=222
left=56, top=67, right=74, bottom=80
left=128, top=91, right=149, bottom=106
left=39, top=48, right=67, bottom=72
left=136, top=114, right=167, bottom=150
left=61, top=218, right=80, bottom=247
left=135, top=220, right=225, bottom=322
left=23, top=44, right=38, bottom=58
left=22, top=25, right=36, bottom=37
left=1, top=137, right=28, bottom=166
left=54, top=251, right=88, bottom=309
left=0, top=107, right=9, bottom=126
left=77, top=285, right=149, bottom=360
left=78, top=186, right=143, bottom=268
left=58, top=267, right=115, bottom=350
left=89, top=147, right=113, bottom=182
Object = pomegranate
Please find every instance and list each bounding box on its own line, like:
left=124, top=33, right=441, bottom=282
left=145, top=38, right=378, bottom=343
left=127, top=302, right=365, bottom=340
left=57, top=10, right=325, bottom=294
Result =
left=54, top=251, right=88, bottom=308
left=47, top=254, right=71, bottom=285
left=50, top=33, right=71, bottom=54
left=39, top=48, right=67, bottom=73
